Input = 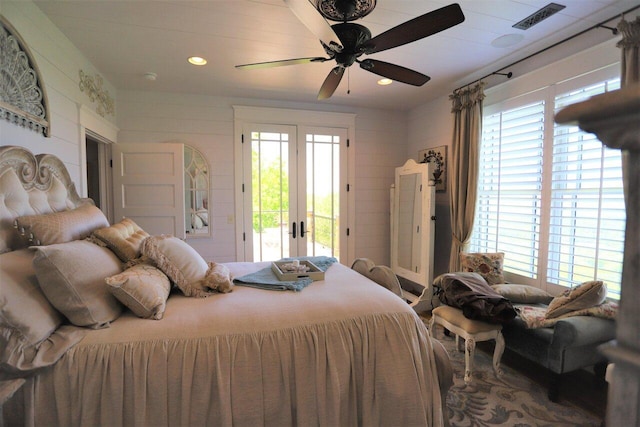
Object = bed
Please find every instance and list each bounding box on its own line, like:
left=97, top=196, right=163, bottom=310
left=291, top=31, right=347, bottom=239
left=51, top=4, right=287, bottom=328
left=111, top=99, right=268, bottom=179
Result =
left=0, top=145, right=452, bottom=426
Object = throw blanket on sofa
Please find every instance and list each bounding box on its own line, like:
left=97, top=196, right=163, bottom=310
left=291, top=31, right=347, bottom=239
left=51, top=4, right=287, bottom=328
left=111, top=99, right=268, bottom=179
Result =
left=436, top=272, right=517, bottom=324
left=234, top=256, right=337, bottom=291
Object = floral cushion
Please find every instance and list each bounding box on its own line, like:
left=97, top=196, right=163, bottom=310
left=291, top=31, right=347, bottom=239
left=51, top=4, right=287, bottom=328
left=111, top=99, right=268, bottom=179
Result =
left=459, top=252, right=505, bottom=285
left=516, top=301, right=618, bottom=329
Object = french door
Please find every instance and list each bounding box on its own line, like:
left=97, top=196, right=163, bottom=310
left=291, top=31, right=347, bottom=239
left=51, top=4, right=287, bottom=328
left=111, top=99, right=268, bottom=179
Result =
left=241, top=123, right=347, bottom=262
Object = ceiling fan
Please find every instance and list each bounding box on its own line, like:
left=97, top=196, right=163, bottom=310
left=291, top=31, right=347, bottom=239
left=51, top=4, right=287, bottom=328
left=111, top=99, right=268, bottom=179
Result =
left=236, top=0, right=465, bottom=100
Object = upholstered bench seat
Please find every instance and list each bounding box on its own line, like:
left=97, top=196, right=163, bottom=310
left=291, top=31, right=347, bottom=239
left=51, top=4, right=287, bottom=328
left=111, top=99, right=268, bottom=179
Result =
left=429, top=305, right=505, bottom=385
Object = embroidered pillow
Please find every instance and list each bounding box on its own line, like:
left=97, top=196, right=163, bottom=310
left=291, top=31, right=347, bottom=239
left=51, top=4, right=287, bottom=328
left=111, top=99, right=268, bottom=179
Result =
left=459, top=252, right=505, bottom=285
left=106, top=263, right=171, bottom=320
left=33, top=240, right=124, bottom=328
left=16, top=204, right=108, bottom=246
left=93, top=218, right=150, bottom=262
left=141, top=235, right=233, bottom=297
left=545, top=280, right=607, bottom=319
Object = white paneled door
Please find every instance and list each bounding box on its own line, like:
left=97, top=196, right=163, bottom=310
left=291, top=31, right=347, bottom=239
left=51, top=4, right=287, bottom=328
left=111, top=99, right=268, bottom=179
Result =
left=112, top=143, right=186, bottom=238
left=242, top=124, right=347, bottom=262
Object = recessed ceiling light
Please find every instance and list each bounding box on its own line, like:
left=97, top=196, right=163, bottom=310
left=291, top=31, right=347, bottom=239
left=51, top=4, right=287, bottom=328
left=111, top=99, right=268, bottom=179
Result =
left=377, top=78, right=393, bottom=85
left=491, top=34, right=524, bottom=48
left=188, top=56, right=207, bottom=66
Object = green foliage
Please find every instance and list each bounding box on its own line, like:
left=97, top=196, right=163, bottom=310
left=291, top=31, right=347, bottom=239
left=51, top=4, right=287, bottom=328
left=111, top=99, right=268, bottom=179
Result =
left=252, top=149, right=289, bottom=232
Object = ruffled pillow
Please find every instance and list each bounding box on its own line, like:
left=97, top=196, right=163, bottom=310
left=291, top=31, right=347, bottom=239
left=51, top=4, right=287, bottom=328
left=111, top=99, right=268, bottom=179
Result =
left=93, top=218, right=150, bottom=262
left=459, top=252, right=505, bottom=285
left=15, top=204, right=108, bottom=246
left=140, top=235, right=233, bottom=297
left=545, top=280, right=607, bottom=319
left=106, top=263, right=171, bottom=320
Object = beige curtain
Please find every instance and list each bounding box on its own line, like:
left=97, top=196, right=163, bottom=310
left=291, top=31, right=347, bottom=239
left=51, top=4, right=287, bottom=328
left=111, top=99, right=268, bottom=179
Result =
left=617, top=16, right=640, bottom=203
left=617, top=16, right=640, bottom=85
left=448, top=82, right=485, bottom=271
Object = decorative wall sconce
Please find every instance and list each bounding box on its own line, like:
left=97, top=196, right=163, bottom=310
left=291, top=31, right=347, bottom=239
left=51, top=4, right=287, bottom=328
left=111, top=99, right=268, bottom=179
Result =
left=79, top=70, right=115, bottom=117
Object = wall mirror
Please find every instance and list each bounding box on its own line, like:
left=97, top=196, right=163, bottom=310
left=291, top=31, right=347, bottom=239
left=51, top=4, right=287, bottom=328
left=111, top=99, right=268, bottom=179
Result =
left=396, top=172, right=422, bottom=272
left=390, top=159, right=436, bottom=309
left=184, top=145, right=210, bottom=237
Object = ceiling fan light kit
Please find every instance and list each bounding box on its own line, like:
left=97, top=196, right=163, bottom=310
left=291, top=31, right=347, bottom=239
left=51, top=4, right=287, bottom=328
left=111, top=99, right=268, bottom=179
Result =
left=236, top=1, right=465, bottom=100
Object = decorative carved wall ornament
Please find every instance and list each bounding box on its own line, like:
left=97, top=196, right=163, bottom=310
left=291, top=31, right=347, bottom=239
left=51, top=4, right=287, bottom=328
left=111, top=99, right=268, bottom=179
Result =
left=0, top=16, right=50, bottom=137
left=79, top=70, right=115, bottom=117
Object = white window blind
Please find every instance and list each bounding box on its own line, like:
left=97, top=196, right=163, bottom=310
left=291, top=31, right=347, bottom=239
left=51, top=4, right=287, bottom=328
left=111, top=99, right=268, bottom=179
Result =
left=471, top=73, right=624, bottom=299
left=471, top=101, right=545, bottom=278
left=549, top=78, right=624, bottom=298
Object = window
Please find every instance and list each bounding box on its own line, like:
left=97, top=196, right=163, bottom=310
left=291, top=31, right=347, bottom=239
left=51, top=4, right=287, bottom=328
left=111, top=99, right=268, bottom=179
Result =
left=469, top=74, right=624, bottom=299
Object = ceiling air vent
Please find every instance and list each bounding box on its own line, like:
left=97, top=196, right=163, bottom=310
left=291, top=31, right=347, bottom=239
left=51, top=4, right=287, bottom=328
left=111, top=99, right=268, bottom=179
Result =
left=513, top=3, right=566, bottom=30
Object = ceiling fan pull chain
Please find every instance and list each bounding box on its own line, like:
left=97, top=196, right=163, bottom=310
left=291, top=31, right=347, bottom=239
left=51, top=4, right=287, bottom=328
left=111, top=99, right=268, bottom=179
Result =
left=347, top=68, right=351, bottom=95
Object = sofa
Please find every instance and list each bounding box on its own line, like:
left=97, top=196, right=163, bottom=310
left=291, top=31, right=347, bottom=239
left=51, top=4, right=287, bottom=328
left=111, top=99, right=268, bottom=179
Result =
left=435, top=253, right=617, bottom=402
left=500, top=305, right=615, bottom=401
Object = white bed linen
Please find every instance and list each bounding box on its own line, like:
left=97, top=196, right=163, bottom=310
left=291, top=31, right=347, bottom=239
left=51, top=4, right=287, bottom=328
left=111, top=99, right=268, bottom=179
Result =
left=5, top=261, right=444, bottom=427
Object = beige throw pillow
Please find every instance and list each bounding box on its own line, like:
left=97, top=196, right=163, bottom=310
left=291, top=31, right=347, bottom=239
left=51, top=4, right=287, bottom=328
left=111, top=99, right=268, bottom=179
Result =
left=33, top=240, right=124, bottom=328
left=106, top=263, right=171, bottom=320
left=93, top=218, right=150, bottom=262
left=459, top=252, right=505, bottom=285
left=491, top=284, right=554, bottom=304
left=0, top=249, right=79, bottom=375
left=16, top=204, right=108, bottom=246
left=141, top=235, right=233, bottom=297
left=545, top=280, right=607, bottom=319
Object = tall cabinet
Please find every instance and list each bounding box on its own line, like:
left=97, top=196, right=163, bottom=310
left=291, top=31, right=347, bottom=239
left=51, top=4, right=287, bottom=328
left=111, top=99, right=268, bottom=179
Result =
left=390, top=159, right=436, bottom=312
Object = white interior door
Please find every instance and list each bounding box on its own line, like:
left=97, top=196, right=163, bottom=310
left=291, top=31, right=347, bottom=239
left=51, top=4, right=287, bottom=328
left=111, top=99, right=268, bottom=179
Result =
left=112, top=143, right=185, bottom=238
left=242, top=124, right=347, bottom=262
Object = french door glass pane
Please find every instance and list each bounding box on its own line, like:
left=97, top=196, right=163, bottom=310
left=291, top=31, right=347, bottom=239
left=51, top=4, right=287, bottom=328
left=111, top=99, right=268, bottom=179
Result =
left=306, top=133, right=340, bottom=259
left=252, top=131, right=289, bottom=261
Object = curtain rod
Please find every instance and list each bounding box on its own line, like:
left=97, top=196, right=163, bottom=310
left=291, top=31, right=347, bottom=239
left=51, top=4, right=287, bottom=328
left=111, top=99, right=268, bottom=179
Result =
left=453, top=4, right=640, bottom=93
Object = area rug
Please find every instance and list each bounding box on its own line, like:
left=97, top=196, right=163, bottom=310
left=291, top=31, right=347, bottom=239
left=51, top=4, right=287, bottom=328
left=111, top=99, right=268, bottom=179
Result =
left=431, top=329, right=603, bottom=427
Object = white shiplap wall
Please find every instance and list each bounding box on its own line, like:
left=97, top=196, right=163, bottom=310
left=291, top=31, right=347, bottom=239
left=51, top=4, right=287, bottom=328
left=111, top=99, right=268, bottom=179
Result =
left=0, top=1, right=118, bottom=187
left=116, top=90, right=407, bottom=263
left=2, top=0, right=409, bottom=264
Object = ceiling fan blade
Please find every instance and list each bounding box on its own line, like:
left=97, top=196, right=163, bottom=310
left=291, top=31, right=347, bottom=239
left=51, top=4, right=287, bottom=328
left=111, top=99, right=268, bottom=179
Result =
left=236, top=57, right=328, bottom=70
left=284, top=0, right=343, bottom=52
left=359, top=59, right=430, bottom=86
left=317, top=67, right=345, bottom=100
left=362, top=3, right=464, bottom=54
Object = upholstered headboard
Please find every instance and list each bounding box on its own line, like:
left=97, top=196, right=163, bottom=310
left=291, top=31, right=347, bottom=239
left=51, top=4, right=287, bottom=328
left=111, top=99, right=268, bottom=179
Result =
left=0, top=145, right=91, bottom=253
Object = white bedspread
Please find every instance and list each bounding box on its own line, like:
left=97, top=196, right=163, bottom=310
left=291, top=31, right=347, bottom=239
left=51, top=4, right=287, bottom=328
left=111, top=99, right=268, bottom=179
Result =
left=4, top=262, right=445, bottom=427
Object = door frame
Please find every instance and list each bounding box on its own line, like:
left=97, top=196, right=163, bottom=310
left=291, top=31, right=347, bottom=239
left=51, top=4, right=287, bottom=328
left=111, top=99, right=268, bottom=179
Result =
left=79, top=104, right=118, bottom=223
left=233, top=106, right=356, bottom=264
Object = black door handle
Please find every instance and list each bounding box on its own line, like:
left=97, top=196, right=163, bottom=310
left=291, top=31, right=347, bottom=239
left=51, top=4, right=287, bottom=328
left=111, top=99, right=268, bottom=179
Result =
left=300, top=221, right=305, bottom=238
left=291, top=222, right=296, bottom=239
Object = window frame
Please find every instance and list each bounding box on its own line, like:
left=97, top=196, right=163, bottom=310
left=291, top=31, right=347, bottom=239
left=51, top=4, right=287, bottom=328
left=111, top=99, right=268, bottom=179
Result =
left=471, top=63, right=624, bottom=298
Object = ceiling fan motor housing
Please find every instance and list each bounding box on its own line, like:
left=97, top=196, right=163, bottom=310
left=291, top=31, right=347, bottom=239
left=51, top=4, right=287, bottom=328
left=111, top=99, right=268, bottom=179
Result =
left=323, top=23, right=371, bottom=66
left=315, top=0, right=377, bottom=22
